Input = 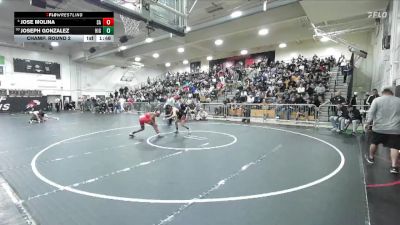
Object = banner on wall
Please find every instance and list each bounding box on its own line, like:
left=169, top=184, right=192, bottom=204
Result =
left=13, top=58, right=61, bottom=79
left=0, top=96, right=48, bottom=113
left=0, top=55, right=4, bottom=75
left=209, top=50, right=275, bottom=70
left=190, top=61, right=201, bottom=73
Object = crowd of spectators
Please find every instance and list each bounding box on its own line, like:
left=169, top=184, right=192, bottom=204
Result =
left=329, top=88, right=381, bottom=135
left=106, top=54, right=336, bottom=108
left=77, top=54, right=342, bottom=121
left=123, top=67, right=241, bottom=103
left=223, top=54, right=336, bottom=107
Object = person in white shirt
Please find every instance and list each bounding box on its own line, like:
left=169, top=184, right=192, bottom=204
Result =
left=314, top=83, right=326, bottom=97
left=247, top=95, right=255, bottom=103
left=119, top=97, right=126, bottom=112
left=365, top=88, right=400, bottom=174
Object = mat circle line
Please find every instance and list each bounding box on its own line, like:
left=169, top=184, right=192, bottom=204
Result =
left=31, top=123, right=345, bottom=204
left=146, top=130, right=237, bottom=151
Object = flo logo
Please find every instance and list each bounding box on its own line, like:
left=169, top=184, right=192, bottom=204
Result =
left=0, top=96, right=10, bottom=111
left=368, top=11, right=388, bottom=19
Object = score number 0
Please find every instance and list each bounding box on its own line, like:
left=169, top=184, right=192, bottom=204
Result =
left=103, top=18, right=114, bottom=26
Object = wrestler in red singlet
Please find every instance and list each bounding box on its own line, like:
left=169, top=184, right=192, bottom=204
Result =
left=139, top=113, right=152, bottom=126
left=129, top=111, right=160, bottom=138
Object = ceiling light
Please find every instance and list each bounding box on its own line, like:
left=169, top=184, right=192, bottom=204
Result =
left=165, top=62, right=171, bottom=67
left=134, top=57, right=141, bottom=62
left=240, top=50, right=248, bottom=55
left=183, top=60, right=189, bottom=65
left=206, top=56, right=213, bottom=61
left=177, top=47, right=185, bottom=53
left=186, top=26, right=191, bottom=32
left=215, top=39, right=223, bottom=46
left=231, top=11, right=242, bottom=18
left=258, top=28, right=269, bottom=36
left=320, top=36, right=330, bottom=42
left=145, top=37, right=153, bottom=43
left=263, top=1, right=268, bottom=11
left=50, top=42, right=59, bottom=47
left=152, top=53, right=159, bottom=58
left=279, top=43, right=287, bottom=48
left=119, top=46, right=127, bottom=51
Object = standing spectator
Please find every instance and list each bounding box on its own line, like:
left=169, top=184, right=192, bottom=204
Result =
left=118, top=97, right=125, bottom=112
left=124, top=86, right=129, bottom=96
left=342, top=63, right=352, bottom=83
left=114, top=90, right=119, bottom=98
left=55, top=97, right=61, bottom=112
left=365, top=88, right=400, bottom=174
left=365, top=89, right=379, bottom=106
left=337, top=54, right=345, bottom=66
left=78, top=96, right=84, bottom=111
left=348, top=92, right=358, bottom=106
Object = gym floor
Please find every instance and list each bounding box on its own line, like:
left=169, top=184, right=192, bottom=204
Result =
left=0, top=112, right=396, bottom=225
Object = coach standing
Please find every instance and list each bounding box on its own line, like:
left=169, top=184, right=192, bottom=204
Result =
left=365, top=88, right=400, bottom=174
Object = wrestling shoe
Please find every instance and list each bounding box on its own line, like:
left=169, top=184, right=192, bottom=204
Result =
left=389, top=167, right=399, bottom=174
left=365, top=154, right=375, bottom=164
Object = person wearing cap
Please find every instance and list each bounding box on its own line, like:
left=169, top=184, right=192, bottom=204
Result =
left=365, top=88, right=400, bottom=174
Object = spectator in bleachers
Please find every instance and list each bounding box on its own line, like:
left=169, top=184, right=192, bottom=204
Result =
left=330, top=103, right=349, bottom=132
left=345, top=106, right=362, bottom=135
left=330, top=91, right=346, bottom=104
left=314, top=83, right=326, bottom=98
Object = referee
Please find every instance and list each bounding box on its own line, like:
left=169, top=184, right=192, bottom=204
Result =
left=365, top=88, right=400, bottom=174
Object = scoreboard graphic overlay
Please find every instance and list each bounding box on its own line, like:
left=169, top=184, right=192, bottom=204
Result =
left=14, top=12, right=114, bottom=43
